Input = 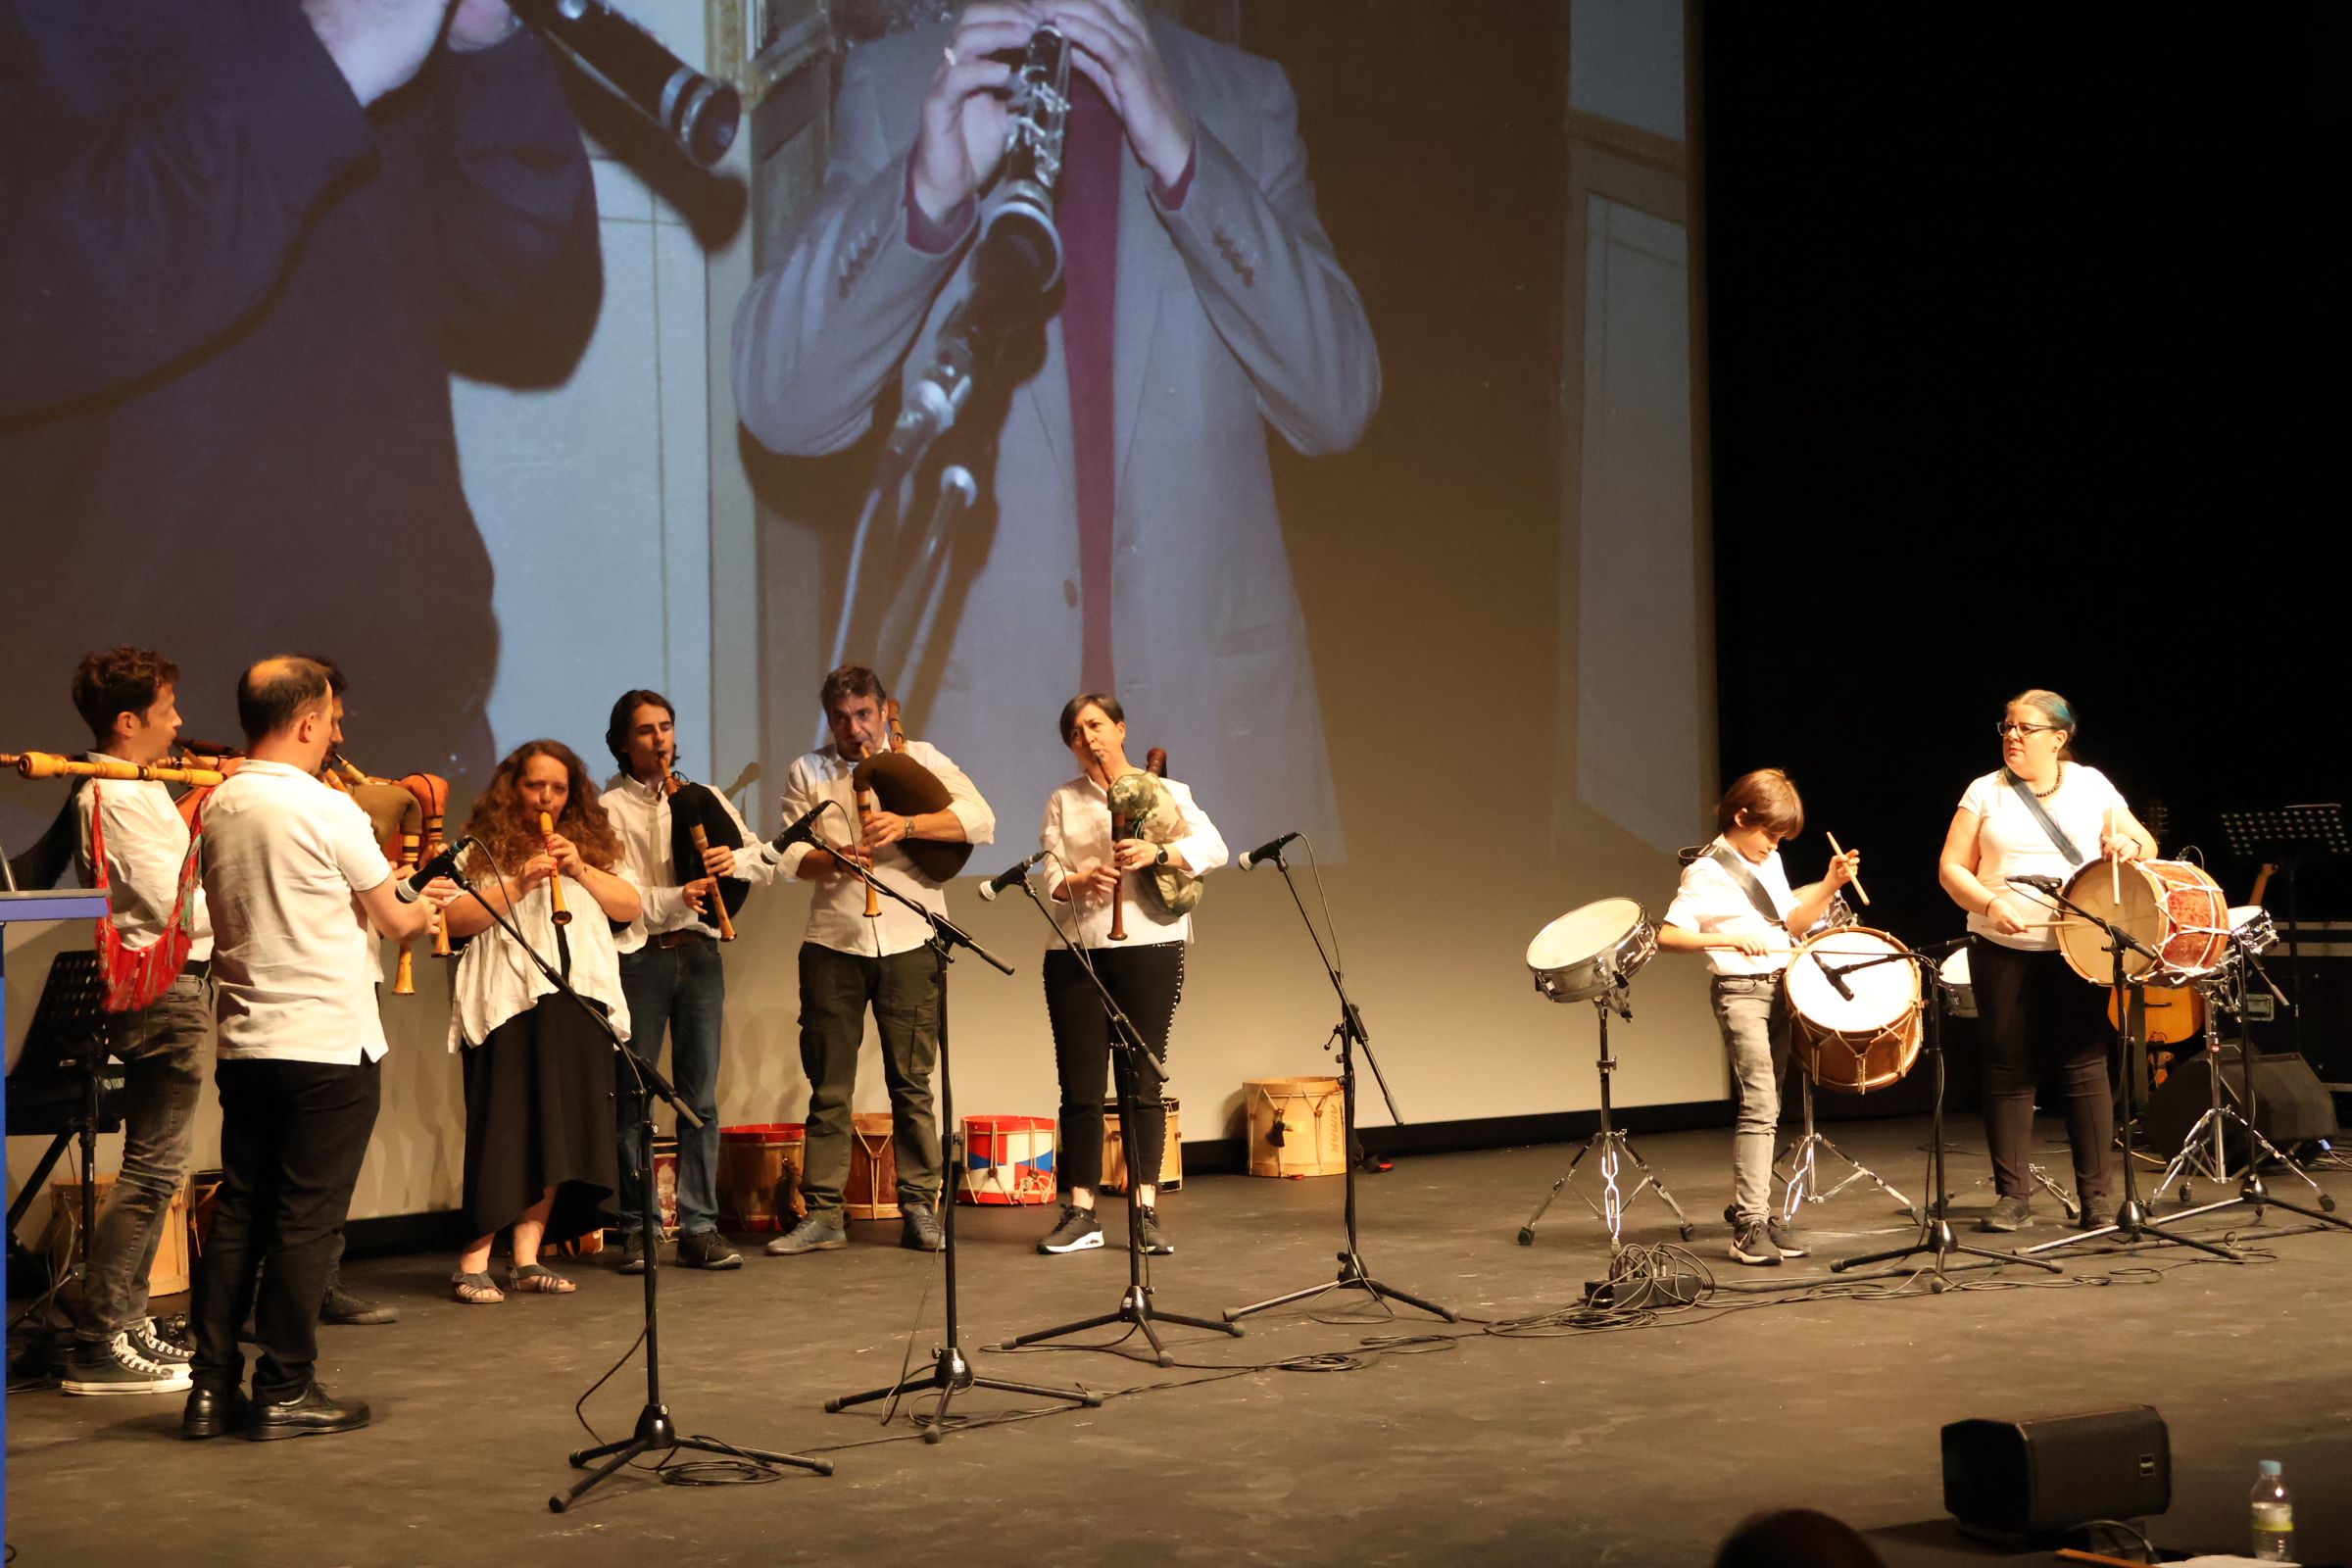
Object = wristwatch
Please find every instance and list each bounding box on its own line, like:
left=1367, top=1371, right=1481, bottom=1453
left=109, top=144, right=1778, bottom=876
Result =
left=1153, top=844, right=1169, bottom=866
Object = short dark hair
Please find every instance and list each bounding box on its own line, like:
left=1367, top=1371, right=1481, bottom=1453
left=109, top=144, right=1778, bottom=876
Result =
left=72, top=647, right=178, bottom=745
left=819, top=664, right=886, bottom=713
left=298, top=654, right=348, bottom=698
left=606, top=689, right=674, bottom=768
left=1716, top=767, right=1805, bottom=839
left=236, top=658, right=332, bottom=744
left=1058, top=692, right=1123, bottom=745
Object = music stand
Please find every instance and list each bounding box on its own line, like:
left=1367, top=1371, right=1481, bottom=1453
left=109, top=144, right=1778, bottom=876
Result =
left=5, top=952, right=119, bottom=1312
left=2218, top=804, right=2345, bottom=1063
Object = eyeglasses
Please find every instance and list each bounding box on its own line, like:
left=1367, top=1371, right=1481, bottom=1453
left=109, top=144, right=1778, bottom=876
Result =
left=1994, top=720, right=2064, bottom=739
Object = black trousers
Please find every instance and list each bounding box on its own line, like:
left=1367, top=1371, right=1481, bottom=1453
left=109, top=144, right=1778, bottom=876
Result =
left=1046, top=942, right=1184, bottom=1194
left=192, top=1055, right=382, bottom=1401
left=1973, top=939, right=2114, bottom=1201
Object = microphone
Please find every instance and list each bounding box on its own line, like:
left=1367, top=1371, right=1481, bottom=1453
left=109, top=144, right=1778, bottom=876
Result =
left=510, top=0, right=741, bottom=166
left=1237, top=831, right=1300, bottom=871
left=2006, top=874, right=2064, bottom=893
left=975, top=850, right=1049, bottom=903
left=768, top=801, right=833, bottom=855
left=1819, top=961, right=1855, bottom=1002
left=394, top=842, right=466, bottom=904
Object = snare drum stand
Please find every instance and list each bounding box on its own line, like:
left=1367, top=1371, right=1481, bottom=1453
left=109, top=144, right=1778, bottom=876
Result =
left=1833, top=947, right=2060, bottom=1284
left=1224, top=847, right=1452, bottom=1324
left=1777, top=1073, right=1918, bottom=1226
left=824, top=859, right=1100, bottom=1434
left=2020, top=886, right=2244, bottom=1263
left=997, top=877, right=1242, bottom=1366
left=1518, top=990, right=1694, bottom=1250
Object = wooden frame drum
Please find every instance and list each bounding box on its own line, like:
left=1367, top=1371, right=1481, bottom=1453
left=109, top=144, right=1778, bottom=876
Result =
left=2056, top=858, right=2230, bottom=985
left=1784, top=927, right=1923, bottom=1094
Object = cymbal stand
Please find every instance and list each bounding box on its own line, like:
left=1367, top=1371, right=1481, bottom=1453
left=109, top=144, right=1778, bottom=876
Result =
left=1224, top=846, right=1452, bottom=1324
left=1833, top=946, right=2059, bottom=1282
left=1518, top=989, right=1694, bottom=1250
left=2018, top=884, right=2244, bottom=1263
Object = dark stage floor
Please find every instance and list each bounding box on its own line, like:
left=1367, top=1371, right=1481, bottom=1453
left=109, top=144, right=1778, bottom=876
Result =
left=8, top=1116, right=2352, bottom=1566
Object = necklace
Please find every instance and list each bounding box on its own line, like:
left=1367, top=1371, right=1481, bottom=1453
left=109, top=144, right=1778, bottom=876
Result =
left=2005, top=761, right=2064, bottom=798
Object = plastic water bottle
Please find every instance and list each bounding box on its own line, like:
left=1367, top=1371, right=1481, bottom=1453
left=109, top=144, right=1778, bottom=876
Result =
left=2249, top=1459, right=2293, bottom=1562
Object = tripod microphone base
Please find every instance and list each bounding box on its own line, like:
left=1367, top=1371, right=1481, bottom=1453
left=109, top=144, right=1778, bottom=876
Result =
left=2167, top=1172, right=2352, bottom=1235
left=1833, top=1216, right=2062, bottom=1281
left=551, top=1401, right=831, bottom=1510
left=1000, top=1284, right=1241, bottom=1369
left=828, top=1345, right=1099, bottom=1441
left=2019, top=1198, right=2248, bottom=1261
left=1223, top=1249, right=1455, bottom=1325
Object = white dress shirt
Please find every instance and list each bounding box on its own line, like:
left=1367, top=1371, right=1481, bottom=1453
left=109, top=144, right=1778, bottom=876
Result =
left=76, top=763, right=213, bottom=962
left=1040, top=774, right=1228, bottom=949
left=200, top=760, right=392, bottom=1064
left=773, top=741, right=995, bottom=958
left=599, top=772, right=780, bottom=953
left=1662, top=837, right=1799, bottom=977
left=1959, top=764, right=2130, bottom=953
left=447, top=870, right=634, bottom=1051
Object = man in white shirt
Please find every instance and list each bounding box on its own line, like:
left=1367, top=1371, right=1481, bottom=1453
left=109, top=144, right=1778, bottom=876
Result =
left=57, top=648, right=213, bottom=1397
left=183, top=658, right=434, bottom=1443
left=597, top=689, right=778, bottom=1273
left=765, top=665, right=993, bottom=1257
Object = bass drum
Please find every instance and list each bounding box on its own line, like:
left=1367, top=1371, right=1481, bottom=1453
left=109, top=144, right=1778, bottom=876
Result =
left=1526, top=899, right=1655, bottom=1004
left=2057, top=858, right=2230, bottom=985
left=1785, top=927, right=1923, bottom=1094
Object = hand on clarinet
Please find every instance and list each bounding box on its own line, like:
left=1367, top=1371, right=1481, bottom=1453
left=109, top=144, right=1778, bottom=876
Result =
left=446, top=0, right=520, bottom=52
left=1048, top=0, right=1196, bottom=186
left=911, top=2, right=1038, bottom=223
left=700, top=842, right=736, bottom=878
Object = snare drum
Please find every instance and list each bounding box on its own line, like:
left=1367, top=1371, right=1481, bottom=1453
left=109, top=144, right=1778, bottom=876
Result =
left=2056, top=858, right=2230, bottom=984
left=1785, top=927, right=1923, bottom=1094
left=1938, top=945, right=1976, bottom=1018
left=1526, top=898, right=1656, bottom=1004
left=2230, top=904, right=2278, bottom=956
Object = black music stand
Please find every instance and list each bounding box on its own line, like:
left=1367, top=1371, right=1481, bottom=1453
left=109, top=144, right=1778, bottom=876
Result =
left=5, top=952, right=120, bottom=1315
left=2219, top=804, right=2346, bottom=1062
left=1831, top=941, right=2059, bottom=1284
left=1224, top=844, right=1451, bottom=1325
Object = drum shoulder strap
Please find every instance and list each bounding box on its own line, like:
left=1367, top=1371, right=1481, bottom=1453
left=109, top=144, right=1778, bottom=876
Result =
left=1708, top=847, right=1787, bottom=928
left=2001, top=770, right=2086, bottom=865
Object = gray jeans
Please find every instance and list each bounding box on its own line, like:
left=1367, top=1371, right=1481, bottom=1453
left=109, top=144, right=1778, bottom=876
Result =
left=1709, top=973, right=1791, bottom=1225
left=796, top=943, right=943, bottom=1212
left=80, top=969, right=212, bottom=1343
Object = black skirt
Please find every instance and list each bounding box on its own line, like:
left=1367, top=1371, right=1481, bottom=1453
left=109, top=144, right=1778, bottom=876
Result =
left=461, top=997, right=620, bottom=1246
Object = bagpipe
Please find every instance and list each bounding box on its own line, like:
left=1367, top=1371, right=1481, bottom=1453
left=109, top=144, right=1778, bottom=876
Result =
left=848, top=700, right=974, bottom=915
left=1103, top=746, right=1203, bottom=939
left=661, top=765, right=749, bottom=941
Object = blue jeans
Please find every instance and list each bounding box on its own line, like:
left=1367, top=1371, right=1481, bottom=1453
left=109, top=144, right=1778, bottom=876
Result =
left=616, top=940, right=724, bottom=1234
left=80, top=969, right=212, bottom=1342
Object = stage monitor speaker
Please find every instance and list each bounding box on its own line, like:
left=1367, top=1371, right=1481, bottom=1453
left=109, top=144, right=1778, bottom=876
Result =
left=2141, top=1047, right=2339, bottom=1157
left=1941, top=1406, right=2170, bottom=1545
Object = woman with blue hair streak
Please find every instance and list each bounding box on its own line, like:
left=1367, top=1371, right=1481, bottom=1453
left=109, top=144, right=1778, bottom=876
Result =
left=1937, top=689, right=2160, bottom=1234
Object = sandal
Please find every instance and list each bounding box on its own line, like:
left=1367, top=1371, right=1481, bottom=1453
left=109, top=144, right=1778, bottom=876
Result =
left=451, top=1270, right=505, bottom=1305
left=505, top=1262, right=576, bottom=1295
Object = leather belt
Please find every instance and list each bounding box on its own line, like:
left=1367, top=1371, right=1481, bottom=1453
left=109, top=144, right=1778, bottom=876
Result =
left=655, top=929, right=712, bottom=950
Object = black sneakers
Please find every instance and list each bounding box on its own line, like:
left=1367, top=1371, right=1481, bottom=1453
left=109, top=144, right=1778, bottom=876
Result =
left=764, top=1210, right=847, bottom=1256
left=1132, top=1204, right=1174, bottom=1255
left=1728, top=1218, right=1783, bottom=1267
left=129, top=1315, right=194, bottom=1364
left=2078, top=1196, right=2118, bottom=1231
left=901, top=1206, right=946, bottom=1252
left=320, top=1284, right=400, bottom=1325
left=677, top=1229, right=743, bottom=1270
left=1766, top=1215, right=1808, bottom=1258
left=1037, top=1204, right=1104, bottom=1254
left=61, top=1330, right=193, bottom=1396
left=616, top=1231, right=648, bottom=1275
left=1978, top=1196, right=2032, bottom=1233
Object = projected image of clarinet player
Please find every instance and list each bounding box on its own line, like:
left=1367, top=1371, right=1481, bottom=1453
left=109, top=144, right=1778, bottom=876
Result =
left=765, top=666, right=995, bottom=1258
left=1654, top=770, right=1857, bottom=1268
left=1035, top=694, right=1226, bottom=1257
left=731, top=0, right=1377, bottom=848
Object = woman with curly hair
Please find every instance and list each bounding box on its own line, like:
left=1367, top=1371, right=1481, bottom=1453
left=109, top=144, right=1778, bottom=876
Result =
left=432, top=740, right=643, bottom=1303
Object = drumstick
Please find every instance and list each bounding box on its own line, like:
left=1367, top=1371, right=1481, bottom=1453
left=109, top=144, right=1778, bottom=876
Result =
left=2105, top=807, right=2121, bottom=902
left=1827, top=832, right=1869, bottom=906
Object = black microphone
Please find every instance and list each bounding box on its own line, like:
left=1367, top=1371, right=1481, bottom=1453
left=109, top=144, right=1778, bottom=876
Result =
left=2006, top=874, right=2064, bottom=893
left=394, top=842, right=466, bottom=904
left=1237, top=831, right=1300, bottom=871
left=768, top=801, right=833, bottom=855
left=975, top=851, right=1049, bottom=903
left=1819, top=961, right=1855, bottom=1002
left=510, top=0, right=741, bottom=166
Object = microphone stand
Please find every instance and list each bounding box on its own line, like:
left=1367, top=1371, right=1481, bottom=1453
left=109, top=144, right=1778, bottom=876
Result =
left=1224, top=849, right=1452, bottom=1325
left=997, top=872, right=1242, bottom=1366
left=2013, top=881, right=2245, bottom=1263
left=428, top=854, right=831, bottom=1509
left=815, top=847, right=1100, bottom=1436
left=1830, top=941, right=2061, bottom=1285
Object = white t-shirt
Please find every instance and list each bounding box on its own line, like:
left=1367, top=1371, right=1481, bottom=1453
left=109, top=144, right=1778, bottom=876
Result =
left=76, top=768, right=213, bottom=962
left=1663, top=837, right=1799, bottom=977
left=1040, top=774, right=1227, bottom=948
left=1959, top=763, right=2129, bottom=952
left=200, top=760, right=393, bottom=1063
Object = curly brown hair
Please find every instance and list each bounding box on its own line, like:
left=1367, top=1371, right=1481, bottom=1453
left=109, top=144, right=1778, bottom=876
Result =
left=459, top=740, right=624, bottom=878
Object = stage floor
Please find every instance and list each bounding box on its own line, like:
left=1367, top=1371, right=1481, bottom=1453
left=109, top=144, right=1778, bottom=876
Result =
left=8, top=1116, right=2352, bottom=1566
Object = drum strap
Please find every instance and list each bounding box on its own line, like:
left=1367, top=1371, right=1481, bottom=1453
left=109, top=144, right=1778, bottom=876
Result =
left=1708, top=847, right=1787, bottom=929
left=2001, top=770, right=2086, bottom=865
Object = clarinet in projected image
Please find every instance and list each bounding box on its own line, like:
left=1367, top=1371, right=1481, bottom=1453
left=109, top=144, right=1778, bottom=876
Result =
left=509, top=0, right=740, bottom=166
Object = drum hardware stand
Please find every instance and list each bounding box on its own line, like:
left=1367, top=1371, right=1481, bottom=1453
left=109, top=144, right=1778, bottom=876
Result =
left=1776, top=1073, right=1919, bottom=1225
left=998, top=873, right=1242, bottom=1366
left=1518, top=987, right=1694, bottom=1250
left=1223, top=845, right=1452, bottom=1325
left=422, top=856, right=830, bottom=1510
left=2014, top=884, right=2244, bottom=1264
left=2157, top=939, right=2351, bottom=1236
left=1834, top=944, right=2060, bottom=1284
left=820, top=851, right=1100, bottom=1434
left=2219, top=805, right=2345, bottom=1062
